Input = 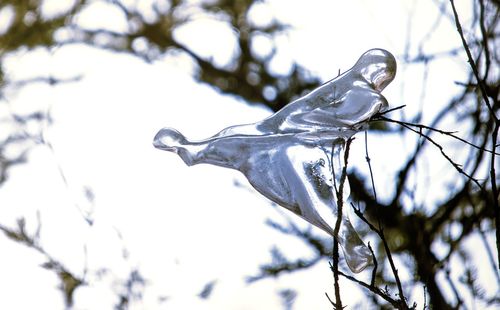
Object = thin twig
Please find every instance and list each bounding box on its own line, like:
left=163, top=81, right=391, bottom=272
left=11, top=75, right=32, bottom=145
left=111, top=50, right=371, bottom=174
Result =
left=364, top=131, right=378, bottom=201
left=7, top=75, right=83, bottom=88
left=449, top=0, right=494, bottom=116
left=368, top=242, right=378, bottom=288
left=362, top=131, right=408, bottom=308
left=479, top=0, right=500, bottom=267
left=477, top=0, right=491, bottom=79
left=373, top=116, right=483, bottom=190
left=372, top=115, right=499, bottom=155
left=378, top=105, right=407, bottom=116
left=352, top=206, right=409, bottom=309
left=490, top=121, right=500, bottom=269
left=336, top=268, right=402, bottom=309
left=330, top=138, right=353, bottom=309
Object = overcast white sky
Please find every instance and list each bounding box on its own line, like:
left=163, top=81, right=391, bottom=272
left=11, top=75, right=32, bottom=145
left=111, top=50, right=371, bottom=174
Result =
left=1, top=0, right=496, bottom=309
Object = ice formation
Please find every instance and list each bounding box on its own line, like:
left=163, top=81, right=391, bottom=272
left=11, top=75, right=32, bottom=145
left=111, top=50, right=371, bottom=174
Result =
left=153, top=49, right=396, bottom=273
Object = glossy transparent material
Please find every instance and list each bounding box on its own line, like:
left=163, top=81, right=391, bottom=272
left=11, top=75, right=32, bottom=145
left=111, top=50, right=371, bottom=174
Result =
left=153, top=49, right=396, bottom=273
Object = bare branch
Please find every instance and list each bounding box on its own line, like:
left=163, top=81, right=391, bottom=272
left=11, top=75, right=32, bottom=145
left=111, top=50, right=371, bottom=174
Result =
left=329, top=138, right=353, bottom=310
left=373, top=115, right=484, bottom=190
left=449, top=0, right=495, bottom=116
left=364, top=131, right=378, bottom=201
left=336, top=267, right=404, bottom=309
left=352, top=205, right=409, bottom=309
left=368, top=242, right=378, bottom=288
left=372, top=115, right=499, bottom=156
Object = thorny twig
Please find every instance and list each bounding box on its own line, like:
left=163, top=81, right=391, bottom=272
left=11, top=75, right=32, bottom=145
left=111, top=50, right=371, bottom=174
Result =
left=328, top=138, right=353, bottom=309
left=371, top=114, right=499, bottom=156
left=352, top=205, right=410, bottom=309
left=364, top=128, right=410, bottom=308
left=335, top=267, right=405, bottom=309
left=330, top=236, right=343, bottom=309
left=325, top=127, right=412, bottom=309
left=359, top=127, right=411, bottom=308
left=372, top=115, right=483, bottom=190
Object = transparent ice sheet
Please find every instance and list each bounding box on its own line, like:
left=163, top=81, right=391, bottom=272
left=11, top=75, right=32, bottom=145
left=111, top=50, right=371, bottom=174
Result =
left=154, top=49, right=396, bottom=273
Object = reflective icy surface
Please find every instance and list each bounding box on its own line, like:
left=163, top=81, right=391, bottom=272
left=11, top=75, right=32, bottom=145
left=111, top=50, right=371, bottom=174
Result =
left=153, top=49, right=396, bottom=273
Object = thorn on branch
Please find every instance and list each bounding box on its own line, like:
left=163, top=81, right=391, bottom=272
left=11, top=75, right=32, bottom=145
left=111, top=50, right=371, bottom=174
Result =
left=372, top=105, right=407, bottom=118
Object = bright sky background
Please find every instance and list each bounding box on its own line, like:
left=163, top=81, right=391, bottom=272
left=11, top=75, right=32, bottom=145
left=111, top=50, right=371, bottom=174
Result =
left=1, top=0, right=495, bottom=309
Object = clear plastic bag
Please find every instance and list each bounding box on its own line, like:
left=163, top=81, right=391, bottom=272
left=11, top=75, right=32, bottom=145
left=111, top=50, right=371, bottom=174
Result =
left=154, top=49, right=396, bottom=273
